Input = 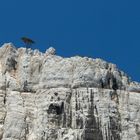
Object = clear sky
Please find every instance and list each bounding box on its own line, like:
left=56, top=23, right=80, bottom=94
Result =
left=0, top=0, right=140, bottom=82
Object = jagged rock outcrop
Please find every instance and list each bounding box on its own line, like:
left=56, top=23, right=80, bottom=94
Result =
left=0, top=43, right=140, bottom=140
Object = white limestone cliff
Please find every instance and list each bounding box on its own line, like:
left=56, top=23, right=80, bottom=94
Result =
left=0, top=43, right=140, bottom=140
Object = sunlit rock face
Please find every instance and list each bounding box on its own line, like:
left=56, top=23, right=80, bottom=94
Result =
left=0, top=43, right=140, bottom=140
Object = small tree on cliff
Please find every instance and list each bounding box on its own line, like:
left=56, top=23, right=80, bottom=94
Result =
left=21, top=37, right=35, bottom=48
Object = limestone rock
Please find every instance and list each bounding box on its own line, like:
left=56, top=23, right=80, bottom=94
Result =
left=45, top=47, right=56, bottom=56
left=0, top=43, right=140, bottom=140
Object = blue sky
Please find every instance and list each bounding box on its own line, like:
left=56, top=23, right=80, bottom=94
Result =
left=0, top=0, right=140, bottom=82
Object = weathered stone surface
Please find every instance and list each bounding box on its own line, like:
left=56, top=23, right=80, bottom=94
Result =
left=0, top=43, right=140, bottom=140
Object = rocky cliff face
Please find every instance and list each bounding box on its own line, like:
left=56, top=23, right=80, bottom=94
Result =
left=0, top=43, right=140, bottom=140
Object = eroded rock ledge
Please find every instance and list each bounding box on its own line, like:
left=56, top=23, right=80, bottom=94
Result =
left=0, top=43, right=140, bottom=140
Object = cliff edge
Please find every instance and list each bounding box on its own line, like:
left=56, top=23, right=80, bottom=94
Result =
left=0, top=43, right=140, bottom=140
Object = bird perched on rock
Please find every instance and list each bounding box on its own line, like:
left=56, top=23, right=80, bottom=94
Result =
left=21, top=37, right=35, bottom=48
